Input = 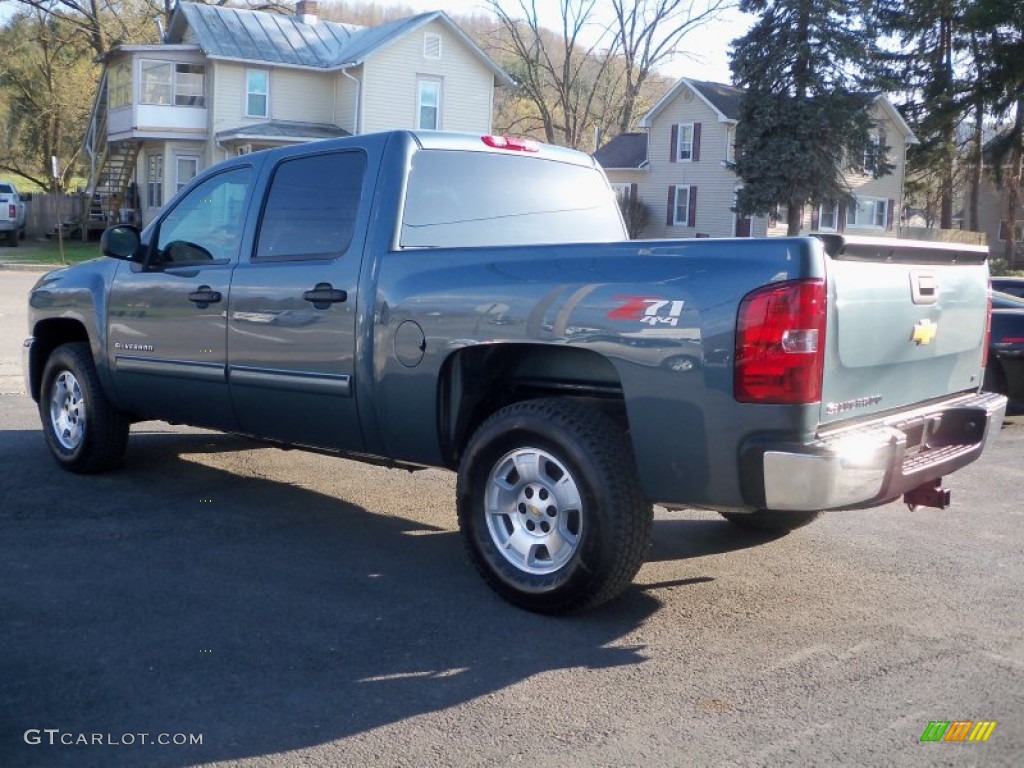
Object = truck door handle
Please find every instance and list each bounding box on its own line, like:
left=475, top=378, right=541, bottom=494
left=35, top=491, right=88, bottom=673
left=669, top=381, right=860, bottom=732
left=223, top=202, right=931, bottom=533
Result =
left=187, top=286, right=222, bottom=308
left=303, top=283, right=348, bottom=309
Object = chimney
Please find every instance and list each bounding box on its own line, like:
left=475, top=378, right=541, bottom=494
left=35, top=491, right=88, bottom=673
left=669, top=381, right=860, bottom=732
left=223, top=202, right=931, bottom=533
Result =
left=296, top=0, right=319, bottom=24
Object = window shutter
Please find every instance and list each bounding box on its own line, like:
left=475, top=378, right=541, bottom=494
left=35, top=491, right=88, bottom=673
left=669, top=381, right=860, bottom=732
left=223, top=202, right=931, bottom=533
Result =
left=688, top=186, right=697, bottom=228
left=887, top=199, right=895, bottom=230
left=670, top=125, right=678, bottom=163
left=811, top=207, right=820, bottom=230
left=692, top=123, right=701, bottom=161
left=667, top=186, right=676, bottom=225
left=838, top=204, right=846, bottom=233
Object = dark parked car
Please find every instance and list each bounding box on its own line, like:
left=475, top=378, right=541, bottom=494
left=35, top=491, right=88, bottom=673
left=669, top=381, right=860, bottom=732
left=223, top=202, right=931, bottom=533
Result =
left=991, top=276, right=1024, bottom=299
left=986, top=290, right=1024, bottom=401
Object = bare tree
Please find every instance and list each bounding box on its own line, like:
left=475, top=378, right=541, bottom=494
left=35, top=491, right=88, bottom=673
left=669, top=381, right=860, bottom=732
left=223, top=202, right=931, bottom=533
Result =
left=610, top=0, right=732, bottom=133
left=4, top=0, right=291, bottom=56
left=487, top=0, right=615, bottom=150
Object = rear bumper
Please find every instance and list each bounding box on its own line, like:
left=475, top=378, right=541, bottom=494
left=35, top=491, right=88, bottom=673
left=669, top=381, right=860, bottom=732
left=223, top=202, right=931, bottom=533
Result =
left=741, top=392, right=1007, bottom=512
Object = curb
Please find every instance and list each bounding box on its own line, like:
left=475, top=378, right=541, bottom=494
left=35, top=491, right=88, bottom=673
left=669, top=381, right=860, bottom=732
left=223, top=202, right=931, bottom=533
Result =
left=0, top=262, right=56, bottom=272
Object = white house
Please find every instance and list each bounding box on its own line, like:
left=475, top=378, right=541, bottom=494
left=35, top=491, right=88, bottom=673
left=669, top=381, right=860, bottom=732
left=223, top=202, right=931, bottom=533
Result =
left=82, top=0, right=511, bottom=228
left=595, top=77, right=919, bottom=240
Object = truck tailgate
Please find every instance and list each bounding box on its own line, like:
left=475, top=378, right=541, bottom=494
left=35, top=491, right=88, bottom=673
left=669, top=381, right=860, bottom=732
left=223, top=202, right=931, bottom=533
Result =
left=818, top=236, right=990, bottom=426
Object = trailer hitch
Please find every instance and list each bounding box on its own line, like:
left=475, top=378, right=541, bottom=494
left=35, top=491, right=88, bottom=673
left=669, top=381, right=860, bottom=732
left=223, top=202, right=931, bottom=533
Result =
left=904, top=479, right=951, bottom=511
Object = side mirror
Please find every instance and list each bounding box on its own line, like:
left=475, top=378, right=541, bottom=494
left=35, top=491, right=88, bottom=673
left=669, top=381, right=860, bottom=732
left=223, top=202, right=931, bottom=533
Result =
left=101, top=225, right=142, bottom=261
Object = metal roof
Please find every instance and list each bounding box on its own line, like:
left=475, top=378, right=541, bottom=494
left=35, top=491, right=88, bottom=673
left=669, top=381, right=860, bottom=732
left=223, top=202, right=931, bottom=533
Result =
left=215, top=120, right=351, bottom=143
left=167, top=2, right=511, bottom=82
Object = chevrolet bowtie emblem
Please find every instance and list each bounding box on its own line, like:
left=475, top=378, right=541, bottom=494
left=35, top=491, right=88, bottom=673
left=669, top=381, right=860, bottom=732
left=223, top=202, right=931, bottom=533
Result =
left=912, top=319, right=938, bottom=345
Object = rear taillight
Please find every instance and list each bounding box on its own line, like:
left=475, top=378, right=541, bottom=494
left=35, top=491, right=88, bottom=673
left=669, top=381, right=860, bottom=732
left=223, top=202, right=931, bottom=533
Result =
left=7, top=205, right=14, bottom=219
left=735, top=279, right=827, bottom=404
left=982, top=289, right=992, bottom=369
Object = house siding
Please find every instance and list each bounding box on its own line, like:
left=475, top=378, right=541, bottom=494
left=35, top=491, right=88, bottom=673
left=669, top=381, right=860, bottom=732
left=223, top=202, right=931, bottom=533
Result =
left=334, top=65, right=361, bottom=135
left=633, top=84, right=753, bottom=239
left=360, top=19, right=492, bottom=134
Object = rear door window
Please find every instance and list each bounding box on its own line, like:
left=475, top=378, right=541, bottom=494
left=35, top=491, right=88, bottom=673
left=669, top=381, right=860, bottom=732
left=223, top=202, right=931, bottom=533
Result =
left=255, top=151, right=366, bottom=262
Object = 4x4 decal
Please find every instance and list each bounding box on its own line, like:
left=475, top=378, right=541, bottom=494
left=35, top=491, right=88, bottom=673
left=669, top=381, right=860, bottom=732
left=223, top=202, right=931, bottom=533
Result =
left=607, top=296, right=685, bottom=327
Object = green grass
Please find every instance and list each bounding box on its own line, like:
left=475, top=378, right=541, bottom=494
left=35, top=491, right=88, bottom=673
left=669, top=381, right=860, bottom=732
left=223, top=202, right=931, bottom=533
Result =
left=0, top=238, right=104, bottom=265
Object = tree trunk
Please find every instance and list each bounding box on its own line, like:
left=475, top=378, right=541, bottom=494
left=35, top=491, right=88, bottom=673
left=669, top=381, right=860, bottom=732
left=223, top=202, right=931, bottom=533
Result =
left=968, top=104, right=982, bottom=232
left=787, top=203, right=802, bottom=236
left=1005, top=98, right=1024, bottom=269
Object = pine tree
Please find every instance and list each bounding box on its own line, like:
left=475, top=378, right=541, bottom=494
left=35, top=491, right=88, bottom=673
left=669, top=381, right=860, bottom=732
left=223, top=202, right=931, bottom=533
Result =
left=731, top=0, right=887, bottom=235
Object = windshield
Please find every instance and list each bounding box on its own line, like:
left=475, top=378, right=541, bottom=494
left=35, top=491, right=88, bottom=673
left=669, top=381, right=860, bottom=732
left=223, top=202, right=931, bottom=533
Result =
left=401, top=150, right=626, bottom=248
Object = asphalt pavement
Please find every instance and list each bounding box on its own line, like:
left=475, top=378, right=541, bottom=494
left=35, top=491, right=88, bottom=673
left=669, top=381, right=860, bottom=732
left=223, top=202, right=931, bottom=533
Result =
left=1, top=269, right=1021, bottom=767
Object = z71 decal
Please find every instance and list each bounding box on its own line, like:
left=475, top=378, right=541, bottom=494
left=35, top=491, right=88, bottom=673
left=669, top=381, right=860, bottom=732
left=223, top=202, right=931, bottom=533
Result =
left=607, top=296, right=685, bottom=327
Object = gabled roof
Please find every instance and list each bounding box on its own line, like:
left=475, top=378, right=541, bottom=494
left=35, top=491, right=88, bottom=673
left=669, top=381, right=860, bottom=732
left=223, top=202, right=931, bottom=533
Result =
left=166, top=2, right=511, bottom=83
left=592, top=132, right=648, bottom=169
left=639, top=77, right=919, bottom=145
left=639, top=77, right=744, bottom=127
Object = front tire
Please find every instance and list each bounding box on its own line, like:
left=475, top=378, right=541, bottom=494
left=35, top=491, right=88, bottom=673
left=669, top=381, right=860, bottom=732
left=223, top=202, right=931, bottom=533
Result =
left=39, top=342, right=130, bottom=473
left=457, top=399, right=652, bottom=614
left=719, top=509, right=822, bottom=533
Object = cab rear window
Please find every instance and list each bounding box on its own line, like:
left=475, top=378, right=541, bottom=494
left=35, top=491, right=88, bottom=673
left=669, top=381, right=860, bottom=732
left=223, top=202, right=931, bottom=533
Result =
left=401, top=150, right=624, bottom=248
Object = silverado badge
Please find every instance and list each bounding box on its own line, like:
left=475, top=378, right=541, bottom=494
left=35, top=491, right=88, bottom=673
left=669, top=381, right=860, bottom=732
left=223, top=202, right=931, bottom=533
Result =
left=911, top=319, right=937, bottom=346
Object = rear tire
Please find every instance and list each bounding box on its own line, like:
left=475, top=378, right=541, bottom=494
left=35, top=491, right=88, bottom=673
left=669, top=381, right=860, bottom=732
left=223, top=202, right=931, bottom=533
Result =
left=5, top=229, right=16, bottom=247
left=39, top=342, right=129, bottom=473
left=719, top=509, right=823, bottom=533
left=457, top=399, right=652, bottom=614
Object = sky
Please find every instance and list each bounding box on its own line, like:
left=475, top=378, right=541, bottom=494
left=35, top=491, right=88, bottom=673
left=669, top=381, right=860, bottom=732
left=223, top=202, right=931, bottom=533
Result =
left=0, top=0, right=753, bottom=84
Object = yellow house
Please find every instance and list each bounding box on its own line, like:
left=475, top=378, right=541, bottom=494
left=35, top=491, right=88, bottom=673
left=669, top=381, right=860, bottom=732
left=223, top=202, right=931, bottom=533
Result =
left=83, top=0, right=512, bottom=227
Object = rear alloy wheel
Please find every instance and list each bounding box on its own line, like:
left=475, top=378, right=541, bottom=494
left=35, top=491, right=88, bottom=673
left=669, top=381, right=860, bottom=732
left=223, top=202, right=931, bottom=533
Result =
left=457, top=399, right=652, bottom=614
left=719, top=509, right=822, bottom=533
left=40, top=342, right=129, bottom=473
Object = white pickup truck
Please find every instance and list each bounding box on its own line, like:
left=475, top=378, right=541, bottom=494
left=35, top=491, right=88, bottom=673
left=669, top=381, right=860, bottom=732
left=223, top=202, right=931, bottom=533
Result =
left=0, top=180, right=29, bottom=246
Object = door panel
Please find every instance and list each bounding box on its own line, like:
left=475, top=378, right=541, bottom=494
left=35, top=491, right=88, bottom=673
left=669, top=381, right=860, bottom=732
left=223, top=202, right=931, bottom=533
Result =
left=227, top=149, right=368, bottom=451
left=106, top=165, right=254, bottom=429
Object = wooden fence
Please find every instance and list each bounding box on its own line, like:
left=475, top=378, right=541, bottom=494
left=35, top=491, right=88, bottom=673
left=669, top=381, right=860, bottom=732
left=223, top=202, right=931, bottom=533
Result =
left=897, top=226, right=988, bottom=246
left=23, top=193, right=93, bottom=239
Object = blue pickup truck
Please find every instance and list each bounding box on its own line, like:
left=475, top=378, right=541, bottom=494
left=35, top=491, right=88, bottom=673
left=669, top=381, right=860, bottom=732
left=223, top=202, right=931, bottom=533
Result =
left=23, top=131, right=1006, bottom=613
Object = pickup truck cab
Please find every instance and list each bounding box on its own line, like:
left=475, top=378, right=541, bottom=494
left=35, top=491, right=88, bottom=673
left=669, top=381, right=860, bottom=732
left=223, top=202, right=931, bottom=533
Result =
left=23, top=131, right=1006, bottom=613
left=0, top=180, right=29, bottom=246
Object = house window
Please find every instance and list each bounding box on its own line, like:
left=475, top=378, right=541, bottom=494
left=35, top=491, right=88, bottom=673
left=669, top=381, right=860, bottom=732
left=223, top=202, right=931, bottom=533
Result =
left=847, top=197, right=887, bottom=229
left=175, top=155, right=200, bottom=192
left=140, top=61, right=173, bottom=105
left=423, top=33, right=442, bottom=60
left=139, top=60, right=205, bottom=107
left=725, top=124, right=736, bottom=164
left=671, top=185, right=692, bottom=227
left=819, top=204, right=839, bottom=231
left=418, top=79, right=441, bottom=130
left=999, top=221, right=1024, bottom=241
left=246, top=70, right=269, bottom=118
left=862, top=135, right=881, bottom=173
left=146, top=153, right=164, bottom=209
left=174, top=64, right=205, bottom=107
left=610, top=183, right=632, bottom=204
left=676, top=123, right=694, bottom=161
left=108, top=63, right=131, bottom=109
